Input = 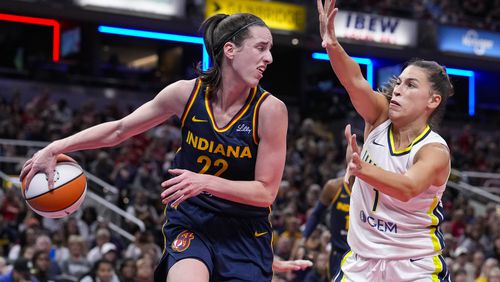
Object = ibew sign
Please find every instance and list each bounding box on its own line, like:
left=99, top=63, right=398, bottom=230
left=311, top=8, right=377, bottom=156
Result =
left=334, top=11, right=418, bottom=47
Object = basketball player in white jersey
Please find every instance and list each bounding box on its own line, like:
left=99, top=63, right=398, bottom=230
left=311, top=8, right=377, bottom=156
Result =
left=318, top=0, right=454, bottom=281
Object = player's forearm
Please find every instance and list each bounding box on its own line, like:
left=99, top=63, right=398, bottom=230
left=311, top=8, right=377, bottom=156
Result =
left=204, top=176, right=277, bottom=207
left=46, top=120, right=127, bottom=155
left=355, top=162, right=421, bottom=202
left=324, top=42, right=367, bottom=94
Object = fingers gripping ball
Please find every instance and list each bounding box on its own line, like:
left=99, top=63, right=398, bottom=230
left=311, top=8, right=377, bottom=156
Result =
left=21, top=154, right=87, bottom=218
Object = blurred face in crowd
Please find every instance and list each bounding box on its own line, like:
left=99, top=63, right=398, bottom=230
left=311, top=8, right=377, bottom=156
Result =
left=34, top=252, right=51, bottom=272
left=35, top=235, right=51, bottom=252
left=96, top=261, right=114, bottom=282
left=489, top=267, right=500, bottom=282
left=454, top=271, right=467, bottom=282
left=315, top=252, right=328, bottom=274
left=68, top=240, right=84, bottom=257
left=120, top=259, right=137, bottom=280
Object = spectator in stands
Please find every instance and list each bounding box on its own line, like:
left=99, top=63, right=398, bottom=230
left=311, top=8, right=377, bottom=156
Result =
left=125, top=190, right=159, bottom=232
left=0, top=258, right=37, bottom=282
left=452, top=268, right=467, bottom=282
left=450, top=209, right=467, bottom=238
left=488, top=266, right=500, bottom=282
left=79, top=207, right=98, bottom=243
left=60, top=235, right=91, bottom=280
left=100, top=243, right=119, bottom=267
left=135, top=257, right=154, bottom=282
left=124, top=231, right=160, bottom=261
left=476, top=258, right=499, bottom=282
left=31, top=250, right=59, bottom=282
left=8, top=227, right=37, bottom=262
left=302, top=251, right=329, bottom=282
left=86, top=229, right=111, bottom=265
left=451, top=247, right=475, bottom=281
left=117, top=259, right=137, bottom=282
left=79, top=260, right=119, bottom=282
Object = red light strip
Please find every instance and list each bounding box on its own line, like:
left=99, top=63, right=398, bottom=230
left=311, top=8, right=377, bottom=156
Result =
left=0, top=13, right=60, bottom=62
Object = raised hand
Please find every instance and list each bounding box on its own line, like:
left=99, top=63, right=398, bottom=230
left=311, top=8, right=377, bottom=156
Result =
left=317, top=0, right=339, bottom=48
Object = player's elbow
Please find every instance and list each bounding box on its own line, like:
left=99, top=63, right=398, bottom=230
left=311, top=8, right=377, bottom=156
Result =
left=108, top=120, right=127, bottom=146
left=258, top=183, right=278, bottom=207
left=399, top=183, right=421, bottom=202
left=260, top=191, right=276, bottom=207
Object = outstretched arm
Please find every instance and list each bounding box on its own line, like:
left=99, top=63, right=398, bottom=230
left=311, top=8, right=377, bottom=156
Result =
left=317, top=0, right=388, bottom=126
left=161, top=95, right=288, bottom=208
left=20, top=79, right=194, bottom=188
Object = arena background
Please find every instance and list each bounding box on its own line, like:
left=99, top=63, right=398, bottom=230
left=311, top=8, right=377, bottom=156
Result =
left=0, top=1, right=498, bottom=281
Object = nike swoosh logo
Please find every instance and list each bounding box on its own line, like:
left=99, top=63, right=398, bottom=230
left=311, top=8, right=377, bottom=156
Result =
left=372, top=140, right=384, bottom=147
left=340, top=194, right=348, bottom=198
left=409, top=258, right=424, bottom=262
left=254, top=231, right=268, bottom=237
left=192, top=116, right=208, bottom=123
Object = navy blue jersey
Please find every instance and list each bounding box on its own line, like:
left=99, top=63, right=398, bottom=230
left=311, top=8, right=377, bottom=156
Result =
left=172, top=78, right=270, bottom=217
left=329, top=182, right=351, bottom=252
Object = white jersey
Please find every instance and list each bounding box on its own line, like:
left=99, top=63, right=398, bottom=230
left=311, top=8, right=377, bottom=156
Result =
left=348, top=119, right=448, bottom=260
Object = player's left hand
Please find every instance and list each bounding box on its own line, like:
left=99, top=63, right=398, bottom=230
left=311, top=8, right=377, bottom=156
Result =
left=161, top=169, right=206, bottom=207
left=344, top=124, right=362, bottom=181
left=272, top=259, right=313, bottom=272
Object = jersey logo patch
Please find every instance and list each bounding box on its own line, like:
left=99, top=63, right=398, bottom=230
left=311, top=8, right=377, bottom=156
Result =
left=254, top=231, right=268, bottom=237
left=236, top=124, right=252, bottom=134
left=192, top=116, right=208, bottom=123
left=172, top=230, right=195, bottom=252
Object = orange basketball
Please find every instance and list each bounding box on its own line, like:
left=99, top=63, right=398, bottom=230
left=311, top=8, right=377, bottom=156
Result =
left=21, top=154, right=87, bottom=218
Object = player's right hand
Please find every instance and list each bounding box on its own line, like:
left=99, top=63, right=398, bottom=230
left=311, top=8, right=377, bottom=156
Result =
left=317, top=0, right=339, bottom=48
left=20, top=148, right=57, bottom=191
left=272, top=259, right=313, bottom=272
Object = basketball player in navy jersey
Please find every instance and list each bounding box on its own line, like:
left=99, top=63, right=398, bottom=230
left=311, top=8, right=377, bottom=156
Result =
left=301, top=178, right=350, bottom=279
left=318, top=0, right=453, bottom=281
left=21, top=13, right=293, bottom=282
left=300, top=125, right=355, bottom=280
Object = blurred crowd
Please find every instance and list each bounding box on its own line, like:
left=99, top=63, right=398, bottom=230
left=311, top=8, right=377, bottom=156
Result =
left=0, top=86, right=499, bottom=282
left=338, top=0, right=500, bottom=32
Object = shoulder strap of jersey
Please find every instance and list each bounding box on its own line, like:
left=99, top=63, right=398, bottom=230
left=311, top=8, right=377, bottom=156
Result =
left=180, top=78, right=203, bottom=127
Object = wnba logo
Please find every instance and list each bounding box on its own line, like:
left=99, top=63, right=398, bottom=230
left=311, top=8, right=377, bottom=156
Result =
left=172, top=230, right=195, bottom=252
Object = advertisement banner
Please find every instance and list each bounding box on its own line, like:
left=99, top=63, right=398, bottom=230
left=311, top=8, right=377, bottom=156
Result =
left=205, top=0, right=306, bottom=32
left=334, top=11, right=418, bottom=47
left=438, top=26, right=500, bottom=58
left=76, top=0, right=185, bottom=17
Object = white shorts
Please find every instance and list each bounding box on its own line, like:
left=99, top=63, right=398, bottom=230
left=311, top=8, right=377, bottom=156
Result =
left=333, top=251, right=450, bottom=282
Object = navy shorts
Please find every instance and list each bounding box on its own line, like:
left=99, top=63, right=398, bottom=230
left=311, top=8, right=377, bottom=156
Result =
left=154, top=201, right=273, bottom=282
left=329, top=248, right=348, bottom=280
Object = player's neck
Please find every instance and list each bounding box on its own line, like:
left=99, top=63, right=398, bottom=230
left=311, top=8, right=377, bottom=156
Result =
left=216, top=72, right=251, bottom=111
left=391, top=121, right=428, bottom=149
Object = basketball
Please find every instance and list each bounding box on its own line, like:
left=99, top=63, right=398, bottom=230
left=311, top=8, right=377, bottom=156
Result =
left=21, top=154, right=87, bottom=218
